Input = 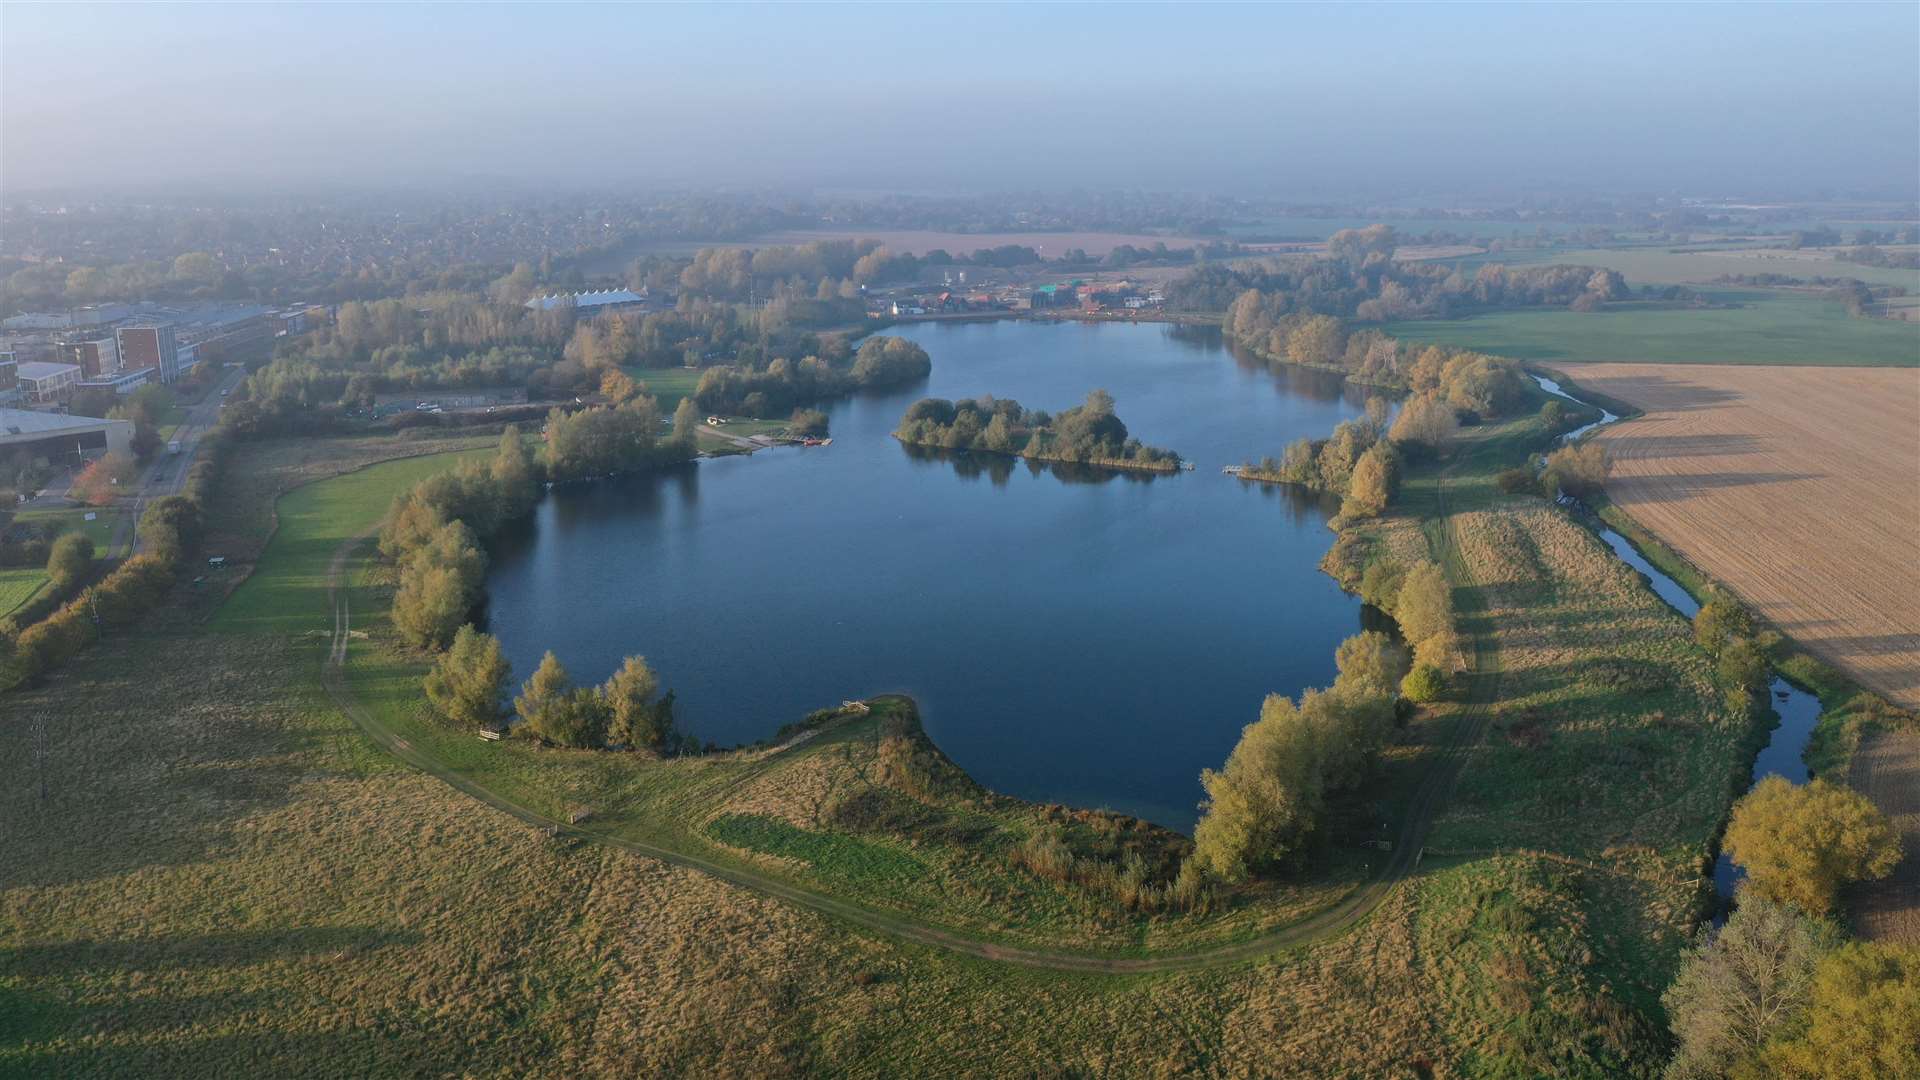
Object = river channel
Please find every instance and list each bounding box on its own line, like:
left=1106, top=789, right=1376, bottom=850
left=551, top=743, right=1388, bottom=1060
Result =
left=1531, top=373, right=1822, bottom=901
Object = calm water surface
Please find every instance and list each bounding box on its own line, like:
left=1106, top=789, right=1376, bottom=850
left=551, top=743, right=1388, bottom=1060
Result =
left=485, top=321, right=1381, bottom=828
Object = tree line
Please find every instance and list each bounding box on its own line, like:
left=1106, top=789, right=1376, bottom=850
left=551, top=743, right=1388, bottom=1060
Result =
left=1174, top=240, right=1626, bottom=318
left=224, top=290, right=855, bottom=438
left=379, top=424, right=695, bottom=754
left=1, top=435, right=226, bottom=688
left=1237, top=398, right=1399, bottom=520
left=690, top=336, right=931, bottom=417
left=893, top=389, right=1181, bottom=472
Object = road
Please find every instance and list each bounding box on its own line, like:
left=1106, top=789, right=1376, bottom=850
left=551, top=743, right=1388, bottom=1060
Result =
left=107, top=365, right=248, bottom=557
left=317, top=450, right=1502, bottom=973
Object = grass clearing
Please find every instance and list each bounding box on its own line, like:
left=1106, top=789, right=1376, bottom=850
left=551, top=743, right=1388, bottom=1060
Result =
left=623, top=365, right=704, bottom=412
left=16, top=507, right=119, bottom=551
left=0, top=567, right=49, bottom=616
left=1387, top=288, right=1919, bottom=366
left=213, top=446, right=492, bottom=637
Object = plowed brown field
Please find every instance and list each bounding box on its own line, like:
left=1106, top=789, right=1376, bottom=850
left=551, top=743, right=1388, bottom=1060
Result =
left=1850, top=728, right=1920, bottom=943
left=1561, top=363, right=1920, bottom=709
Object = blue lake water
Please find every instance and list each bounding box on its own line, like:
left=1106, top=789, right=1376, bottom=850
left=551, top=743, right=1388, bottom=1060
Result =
left=483, top=320, right=1384, bottom=829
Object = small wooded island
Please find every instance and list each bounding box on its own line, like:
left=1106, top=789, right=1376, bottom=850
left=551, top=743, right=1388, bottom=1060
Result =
left=894, top=390, right=1183, bottom=473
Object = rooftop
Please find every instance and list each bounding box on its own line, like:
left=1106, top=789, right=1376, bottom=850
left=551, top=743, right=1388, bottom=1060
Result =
left=0, top=407, right=125, bottom=437
left=524, top=289, right=645, bottom=312
left=16, top=361, right=81, bottom=381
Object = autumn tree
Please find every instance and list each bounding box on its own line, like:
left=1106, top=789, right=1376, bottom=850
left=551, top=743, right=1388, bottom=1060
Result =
left=488, top=424, right=542, bottom=515
left=599, top=366, right=641, bottom=405
left=392, top=564, right=469, bottom=650
left=1190, top=693, right=1331, bottom=881
left=1387, top=393, right=1459, bottom=453
left=1757, top=942, right=1920, bottom=1079
left=46, top=533, right=94, bottom=592
left=1189, top=686, right=1393, bottom=881
left=1723, top=776, right=1902, bottom=915
left=1662, top=894, right=1839, bottom=1079
left=1694, top=592, right=1756, bottom=655
left=789, top=408, right=829, bottom=437
left=1400, top=663, right=1447, bottom=702
left=1286, top=315, right=1346, bottom=367
left=1333, top=631, right=1409, bottom=698
left=1718, top=636, right=1770, bottom=695
left=1394, top=561, right=1454, bottom=647
left=1540, top=442, right=1609, bottom=499
left=1340, top=443, right=1398, bottom=519
left=601, top=655, right=681, bottom=752
left=70, top=452, right=137, bottom=507
left=672, top=397, right=701, bottom=453
left=514, top=651, right=606, bottom=748
left=423, top=625, right=510, bottom=729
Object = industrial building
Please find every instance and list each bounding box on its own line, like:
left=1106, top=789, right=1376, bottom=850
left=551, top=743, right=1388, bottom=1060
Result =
left=75, top=367, right=155, bottom=396
left=0, top=407, right=131, bottom=461
left=116, top=323, right=181, bottom=383
left=16, top=361, right=83, bottom=404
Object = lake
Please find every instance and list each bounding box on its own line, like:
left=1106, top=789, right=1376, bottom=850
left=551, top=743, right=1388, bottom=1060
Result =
left=484, top=320, right=1383, bottom=829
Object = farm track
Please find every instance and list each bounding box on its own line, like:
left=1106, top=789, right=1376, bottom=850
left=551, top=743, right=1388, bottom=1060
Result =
left=318, top=460, right=1501, bottom=973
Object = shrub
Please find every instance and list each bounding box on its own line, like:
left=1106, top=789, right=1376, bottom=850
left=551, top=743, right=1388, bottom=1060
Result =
left=1540, top=442, right=1608, bottom=499
left=788, top=408, right=829, bottom=437
left=1401, top=663, right=1447, bottom=702
left=1496, top=467, right=1536, bottom=495
left=45, top=534, right=94, bottom=592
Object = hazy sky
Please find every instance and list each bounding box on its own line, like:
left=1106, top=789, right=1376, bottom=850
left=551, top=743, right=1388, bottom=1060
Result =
left=4, top=2, right=1917, bottom=198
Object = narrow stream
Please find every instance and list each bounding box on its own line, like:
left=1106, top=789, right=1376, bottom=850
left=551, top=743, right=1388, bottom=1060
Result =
left=1529, top=373, right=1821, bottom=903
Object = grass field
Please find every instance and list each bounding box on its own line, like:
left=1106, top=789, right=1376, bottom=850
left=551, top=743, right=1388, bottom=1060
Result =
left=0, top=567, right=50, bottom=617
left=1562, top=363, right=1920, bottom=710
left=211, top=440, right=496, bottom=638
left=0, top=401, right=1772, bottom=1076
left=1386, top=289, right=1920, bottom=366
left=16, top=507, right=119, bottom=552
left=622, top=366, right=703, bottom=412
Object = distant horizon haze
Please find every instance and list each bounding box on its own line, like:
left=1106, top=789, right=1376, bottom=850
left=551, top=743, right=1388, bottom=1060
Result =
left=4, top=3, right=1917, bottom=201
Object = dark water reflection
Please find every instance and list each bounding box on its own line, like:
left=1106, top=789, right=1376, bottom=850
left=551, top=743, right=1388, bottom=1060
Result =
left=485, top=320, right=1383, bottom=829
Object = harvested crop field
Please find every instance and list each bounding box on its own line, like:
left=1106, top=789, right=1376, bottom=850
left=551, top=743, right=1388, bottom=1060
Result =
left=1562, top=363, right=1920, bottom=709
left=1850, top=728, right=1920, bottom=943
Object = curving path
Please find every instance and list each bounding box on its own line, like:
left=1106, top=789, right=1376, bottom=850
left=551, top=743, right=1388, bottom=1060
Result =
left=319, top=460, right=1500, bottom=974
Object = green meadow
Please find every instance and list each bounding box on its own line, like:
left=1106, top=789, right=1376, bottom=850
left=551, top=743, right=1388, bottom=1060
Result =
left=1387, top=290, right=1919, bottom=366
